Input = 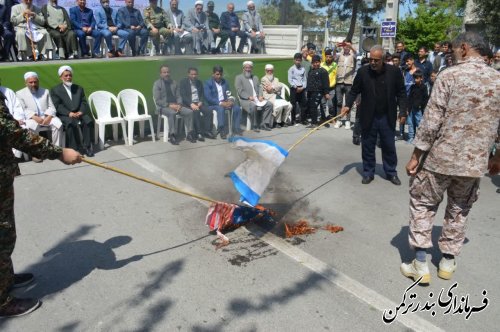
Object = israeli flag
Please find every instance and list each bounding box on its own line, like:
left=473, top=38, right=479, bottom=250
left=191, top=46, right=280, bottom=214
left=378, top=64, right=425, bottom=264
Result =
left=229, top=137, right=288, bottom=206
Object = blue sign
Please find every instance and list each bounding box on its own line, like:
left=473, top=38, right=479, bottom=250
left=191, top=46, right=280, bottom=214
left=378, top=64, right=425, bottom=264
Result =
left=380, top=21, right=397, bottom=38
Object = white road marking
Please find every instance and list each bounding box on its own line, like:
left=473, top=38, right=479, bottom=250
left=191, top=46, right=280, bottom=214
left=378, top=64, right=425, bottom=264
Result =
left=113, top=146, right=443, bottom=332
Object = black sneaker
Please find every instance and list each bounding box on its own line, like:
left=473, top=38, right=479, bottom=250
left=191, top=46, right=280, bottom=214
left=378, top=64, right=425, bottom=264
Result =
left=13, top=273, right=34, bottom=289
left=0, top=297, right=41, bottom=318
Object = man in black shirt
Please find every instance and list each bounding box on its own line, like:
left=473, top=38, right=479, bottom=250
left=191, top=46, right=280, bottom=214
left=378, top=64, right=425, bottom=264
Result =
left=306, top=55, right=330, bottom=128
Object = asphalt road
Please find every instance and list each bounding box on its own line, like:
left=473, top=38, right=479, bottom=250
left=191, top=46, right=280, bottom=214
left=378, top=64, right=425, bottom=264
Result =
left=2, top=124, right=498, bottom=331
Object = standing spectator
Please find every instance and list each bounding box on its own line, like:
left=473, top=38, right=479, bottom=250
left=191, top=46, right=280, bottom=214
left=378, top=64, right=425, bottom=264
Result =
left=306, top=42, right=316, bottom=62
left=220, top=2, right=246, bottom=54
left=0, top=91, right=81, bottom=318
left=428, top=70, right=437, bottom=94
left=394, top=41, right=409, bottom=68
left=152, top=65, right=195, bottom=145
left=205, top=1, right=227, bottom=54
left=401, top=32, right=500, bottom=284
left=204, top=65, right=242, bottom=139
left=300, top=44, right=311, bottom=74
left=117, top=0, right=148, bottom=56
left=242, top=0, right=265, bottom=54
left=427, top=42, right=442, bottom=71
left=235, top=61, right=273, bottom=132
left=94, top=0, right=129, bottom=57
left=306, top=55, right=330, bottom=128
left=404, top=54, right=418, bottom=95
left=144, top=0, right=172, bottom=55
left=405, top=70, right=428, bottom=144
left=0, top=0, right=16, bottom=61
left=50, top=66, right=95, bottom=157
left=165, top=0, right=193, bottom=55
left=438, top=53, right=454, bottom=73
left=179, top=67, right=214, bottom=141
left=320, top=49, right=337, bottom=128
left=187, top=0, right=210, bottom=55
left=261, top=64, right=292, bottom=128
left=0, top=82, right=25, bottom=159
left=16, top=71, right=63, bottom=149
left=11, top=0, right=54, bottom=60
left=336, top=40, right=357, bottom=130
left=288, top=52, right=307, bottom=125
left=42, top=0, right=78, bottom=60
left=415, top=46, right=433, bottom=84
left=69, top=0, right=101, bottom=58
left=341, top=45, right=408, bottom=185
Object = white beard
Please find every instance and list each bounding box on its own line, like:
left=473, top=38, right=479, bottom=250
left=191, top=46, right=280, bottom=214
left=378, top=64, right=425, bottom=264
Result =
left=63, top=81, right=73, bottom=88
left=244, top=72, right=252, bottom=79
left=266, top=74, right=274, bottom=81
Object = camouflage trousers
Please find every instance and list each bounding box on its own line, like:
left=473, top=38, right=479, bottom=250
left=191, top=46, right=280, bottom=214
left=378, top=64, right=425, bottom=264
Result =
left=0, top=179, right=16, bottom=306
left=408, top=168, right=480, bottom=256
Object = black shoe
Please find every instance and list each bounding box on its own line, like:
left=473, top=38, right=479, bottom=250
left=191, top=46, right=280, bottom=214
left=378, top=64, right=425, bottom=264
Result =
left=12, top=273, right=34, bottom=289
left=204, top=132, right=216, bottom=139
left=168, top=134, right=179, bottom=145
left=388, top=175, right=401, bottom=186
left=219, top=131, right=227, bottom=139
left=187, top=132, right=197, bottom=143
left=234, top=129, right=244, bottom=135
left=85, top=147, right=94, bottom=157
left=497, top=188, right=500, bottom=194
left=361, top=176, right=374, bottom=184
left=262, top=125, right=271, bottom=131
left=253, top=126, right=260, bottom=133
left=0, top=297, right=41, bottom=318
left=92, top=53, right=103, bottom=59
left=197, top=134, right=205, bottom=142
left=352, top=136, right=361, bottom=145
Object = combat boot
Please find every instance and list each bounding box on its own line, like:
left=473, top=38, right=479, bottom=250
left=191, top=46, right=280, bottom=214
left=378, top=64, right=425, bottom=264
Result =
left=400, top=259, right=431, bottom=284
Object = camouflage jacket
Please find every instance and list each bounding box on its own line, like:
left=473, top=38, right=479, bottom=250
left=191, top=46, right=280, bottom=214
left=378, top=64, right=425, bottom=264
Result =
left=0, top=91, right=62, bottom=182
left=414, top=57, right=500, bottom=177
left=143, top=5, right=170, bottom=29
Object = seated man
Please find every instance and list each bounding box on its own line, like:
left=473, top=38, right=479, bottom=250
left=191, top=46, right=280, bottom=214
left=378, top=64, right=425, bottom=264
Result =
left=0, top=82, right=24, bottom=158
left=117, top=0, right=148, bottom=56
left=204, top=65, right=242, bottom=139
left=0, top=0, right=16, bottom=61
left=242, top=0, right=265, bottom=54
left=205, top=1, right=228, bottom=54
left=261, top=64, right=292, bottom=128
left=187, top=0, right=209, bottom=55
left=16, top=72, right=63, bottom=149
left=165, top=0, right=193, bottom=55
left=10, top=0, right=54, bottom=60
left=179, top=67, right=215, bottom=141
left=220, top=2, right=246, bottom=53
left=94, top=0, right=129, bottom=57
left=41, top=0, right=78, bottom=60
left=153, top=65, right=195, bottom=145
left=50, top=66, right=95, bottom=157
left=235, top=61, right=273, bottom=132
left=143, top=0, right=173, bottom=55
left=69, top=0, right=102, bottom=58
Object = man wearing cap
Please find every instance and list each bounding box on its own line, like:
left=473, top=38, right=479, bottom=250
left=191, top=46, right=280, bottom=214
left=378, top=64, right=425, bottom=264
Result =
left=69, top=0, right=102, bottom=58
left=187, top=0, right=209, bottom=54
left=235, top=61, right=273, bottom=131
left=117, top=0, right=149, bottom=56
left=41, top=0, right=78, bottom=60
left=261, top=64, right=292, bottom=127
left=205, top=1, right=227, bottom=54
left=242, top=0, right=265, bottom=54
left=94, top=0, right=129, bottom=57
left=144, top=0, right=172, bottom=55
left=50, top=66, right=95, bottom=157
left=220, top=2, right=246, bottom=54
left=16, top=72, right=63, bottom=150
left=288, top=52, right=308, bottom=125
left=306, top=54, right=330, bottom=128
left=165, top=0, right=193, bottom=55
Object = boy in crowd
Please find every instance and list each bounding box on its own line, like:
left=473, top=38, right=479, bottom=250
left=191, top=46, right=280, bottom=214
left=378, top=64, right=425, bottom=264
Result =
left=406, top=70, right=428, bottom=144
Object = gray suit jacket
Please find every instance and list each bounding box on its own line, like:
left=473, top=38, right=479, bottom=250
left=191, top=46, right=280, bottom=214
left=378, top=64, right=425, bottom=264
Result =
left=186, top=8, right=207, bottom=30
left=241, top=10, right=263, bottom=33
left=152, top=78, right=181, bottom=109
left=165, top=8, right=190, bottom=30
left=235, top=73, right=262, bottom=100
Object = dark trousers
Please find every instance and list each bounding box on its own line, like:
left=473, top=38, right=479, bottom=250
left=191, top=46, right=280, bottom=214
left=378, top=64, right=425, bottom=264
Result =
left=290, top=87, right=307, bottom=124
left=75, top=29, right=101, bottom=55
left=192, top=105, right=213, bottom=135
left=125, top=28, right=148, bottom=55
left=227, top=30, right=247, bottom=52
left=0, top=181, right=15, bottom=305
left=64, top=117, right=94, bottom=150
left=361, top=114, right=398, bottom=178
left=0, top=27, right=14, bottom=60
left=47, top=27, right=78, bottom=57
left=307, top=91, right=322, bottom=124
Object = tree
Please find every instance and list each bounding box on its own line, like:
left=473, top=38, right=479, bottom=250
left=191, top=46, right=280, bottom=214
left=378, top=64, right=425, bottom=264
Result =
left=309, top=0, right=386, bottom=41
left=397, top=1, right=464, bottom=54
left=471, top=0, right=500, bottom=46
left=260, top=0, right=311, bottom=26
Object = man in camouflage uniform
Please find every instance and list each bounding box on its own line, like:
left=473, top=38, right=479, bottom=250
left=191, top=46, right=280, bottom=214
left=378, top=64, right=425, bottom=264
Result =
left=205, top=1, right=227, bottom=54
left=401, top=32, right=500, bottom=285
left=143, top=0, right=172, bottom=55
left=0, top=91, right=81, bottom=317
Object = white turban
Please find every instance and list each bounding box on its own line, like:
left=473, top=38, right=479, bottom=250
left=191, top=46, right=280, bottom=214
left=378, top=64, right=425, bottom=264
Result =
left=195, top=0, right=203, bottom=6
left=24, top=71, right=38, bottom=80
left=242, top=61, right=253, bottom=67
left=247, top=1, right=255, bottom=6
left=58, top=65, right=73, bottom=77
left=264, top=64, right=274, bottom=70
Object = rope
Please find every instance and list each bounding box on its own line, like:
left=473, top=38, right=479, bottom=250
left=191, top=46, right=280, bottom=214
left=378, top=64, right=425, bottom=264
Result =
left=287, top=114, right=343, bottom=152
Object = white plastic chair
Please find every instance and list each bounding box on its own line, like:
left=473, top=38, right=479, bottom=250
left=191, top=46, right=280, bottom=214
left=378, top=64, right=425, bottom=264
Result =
left=117, top=89, right=155, bottom=145
left=280, top=84, right=292, bottom=123
left=88, top=91, right=129, bottom=150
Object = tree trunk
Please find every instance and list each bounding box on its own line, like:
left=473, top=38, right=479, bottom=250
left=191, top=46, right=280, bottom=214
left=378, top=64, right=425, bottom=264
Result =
left=279, top=0, right=289, bottom=25
left=346, top=0, right=360, bottom=41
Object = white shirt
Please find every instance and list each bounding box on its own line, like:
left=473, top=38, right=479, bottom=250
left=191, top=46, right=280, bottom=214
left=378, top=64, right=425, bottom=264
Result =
left=63, top=84, right=72, bottom=100
left=215, top=81, right=224, bottom=102
left=248, top=78, right=257, bottom=98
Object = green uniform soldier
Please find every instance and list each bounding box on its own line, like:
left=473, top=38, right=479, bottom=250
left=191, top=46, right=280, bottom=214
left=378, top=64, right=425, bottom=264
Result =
left=144, top=0, right=173, bottom=54
left=0, top=91, right=82, bottom=317
left=206, top=1, right=228, bottom=54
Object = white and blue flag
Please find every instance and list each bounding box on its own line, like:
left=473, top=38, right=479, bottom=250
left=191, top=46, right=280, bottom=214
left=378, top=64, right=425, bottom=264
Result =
left=229, top=137, right=288, bottom=206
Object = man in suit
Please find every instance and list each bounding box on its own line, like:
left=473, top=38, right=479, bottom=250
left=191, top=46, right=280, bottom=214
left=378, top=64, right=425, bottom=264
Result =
left=16, top=71, right=63, bottom=149
left=220, top=2, right=246, bottom=53
left=69, top=0, right=102, bottom=58
left=341, top=45, right=408, bottom=185
left=94, top=0, right=129, bottom=57
left=11, top=0, right=54, bottom=60
left=242, top=0, right=264, bottom=54
left=152, top=65, right=195, bottom=145
left=117, top=0, right=148, bottom=56
left=0, top=0, right=16, bottom=61
left=50, top=66, right=95, bottom=157
left=165, top=0, right=193, bottom=55
left=204, top=65, right=242, bottom=139
left=186, top=0, right=209, bottom=55
left=41, top=0, right=78, bottom=60
left=179, top=67, right=215, bottom=141
left=235, top=60, right=273, bottom=132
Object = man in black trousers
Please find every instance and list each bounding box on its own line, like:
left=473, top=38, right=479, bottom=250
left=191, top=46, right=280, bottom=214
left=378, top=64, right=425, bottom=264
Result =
left=341, top=45, right=408, bottom=185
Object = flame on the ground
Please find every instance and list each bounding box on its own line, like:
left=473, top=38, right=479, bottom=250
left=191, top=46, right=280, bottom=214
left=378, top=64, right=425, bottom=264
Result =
left=285, top=220, right=317, bottom=238
left=323, top=225, right=344, bottom=233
